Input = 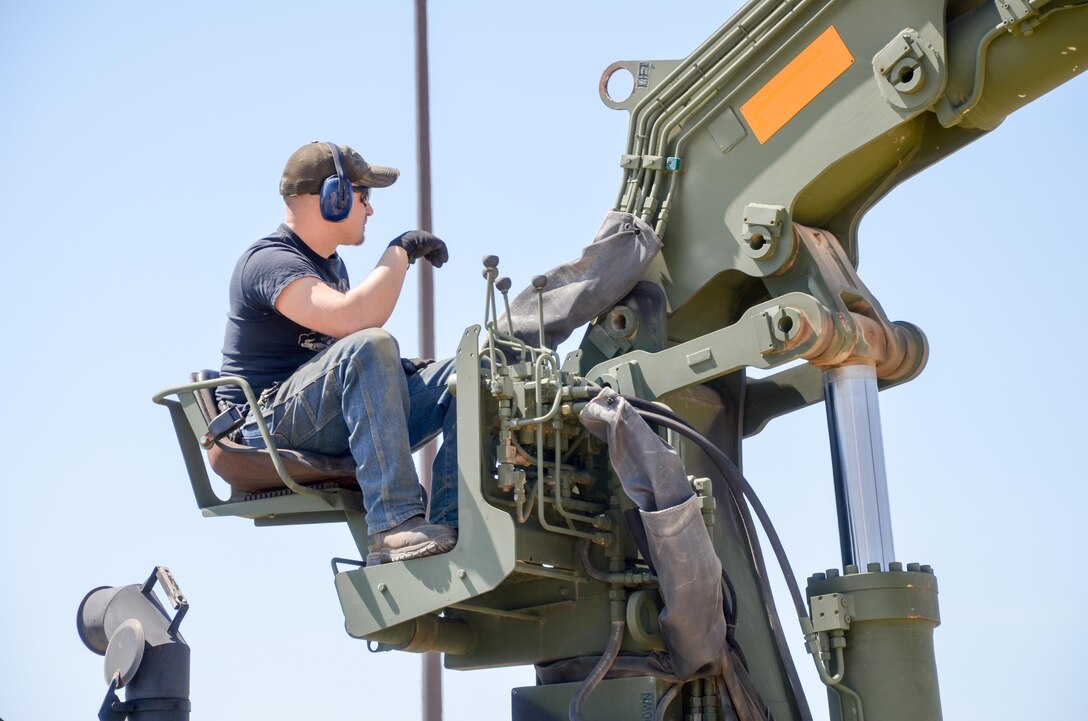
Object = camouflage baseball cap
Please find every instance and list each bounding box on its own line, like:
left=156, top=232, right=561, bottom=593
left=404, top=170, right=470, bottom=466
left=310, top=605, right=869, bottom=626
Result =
left=279, top=141, right=400, bottom=196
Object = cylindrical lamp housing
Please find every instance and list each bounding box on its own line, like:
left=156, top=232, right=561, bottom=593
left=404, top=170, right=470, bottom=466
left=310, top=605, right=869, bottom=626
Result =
left=78, top=583, right=191, bottom=720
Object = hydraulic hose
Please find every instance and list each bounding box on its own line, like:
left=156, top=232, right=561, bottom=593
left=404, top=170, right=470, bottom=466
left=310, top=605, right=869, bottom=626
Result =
left=579, top=538, right=614, bottom=584
left=634, top=408, right=806, bottom=618
left=568, top=619, right=626, bottom=721
left=613, top=394, right=687, bottom=426
left=654, top=683, right=682, bottom=721
left=578, top=539, right=657, bottom=587
left=721, top=570, right=743, bottom=663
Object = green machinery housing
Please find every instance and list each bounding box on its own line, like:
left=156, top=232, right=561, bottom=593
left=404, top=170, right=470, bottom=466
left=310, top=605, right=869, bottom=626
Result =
left=152, top=1, right=1087, bottom=720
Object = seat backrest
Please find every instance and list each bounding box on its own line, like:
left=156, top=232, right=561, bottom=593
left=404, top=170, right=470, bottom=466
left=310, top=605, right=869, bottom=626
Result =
left=190, top=371, right=358, bottom=495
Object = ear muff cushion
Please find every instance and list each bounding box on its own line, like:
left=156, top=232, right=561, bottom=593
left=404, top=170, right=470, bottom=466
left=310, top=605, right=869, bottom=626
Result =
left=320, top=174, right=351, bottom=222
left=319, top=142, right=352, bottom=222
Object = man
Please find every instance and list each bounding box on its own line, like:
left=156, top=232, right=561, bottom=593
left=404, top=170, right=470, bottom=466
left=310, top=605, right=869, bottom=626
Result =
left=217, top=141, right=457, bottom=565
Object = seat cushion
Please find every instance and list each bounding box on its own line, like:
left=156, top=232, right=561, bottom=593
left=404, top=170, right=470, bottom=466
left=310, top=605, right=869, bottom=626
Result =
left=191, top=370, right=358, bottom=494
left=208, top=442, right=358, bottom=494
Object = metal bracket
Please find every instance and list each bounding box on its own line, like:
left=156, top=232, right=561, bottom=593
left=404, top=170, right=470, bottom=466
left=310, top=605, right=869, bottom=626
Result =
left=643, top=155, right=666, bottom=170
left=809, top=592, right=852, bottom=633
left=587, top=323, right=631, bottom=360
left=874, top=32, right=925, bottom=94
left=995, top=0, right=1044, bottom=35
left=98, top=678, right=195, bottom=720
left=111, top=698, right=193, bottom=715
left=619, top=153, right=683, bottom=171
left=691, top=477, right=716, bottom=526
left=141, top=566, right=188, bottom=639
left=753, top=306, right=804, bottom=356
left=871, top=28, right=945, bottom=111
left=741, top=203, right=788, bottom=260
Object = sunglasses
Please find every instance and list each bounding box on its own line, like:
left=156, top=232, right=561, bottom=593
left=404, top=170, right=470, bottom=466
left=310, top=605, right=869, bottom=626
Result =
left=352, top=186, right=371, bottom=205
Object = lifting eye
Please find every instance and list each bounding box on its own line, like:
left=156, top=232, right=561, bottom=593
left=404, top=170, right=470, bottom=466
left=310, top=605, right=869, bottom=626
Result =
left=599, top=61, right=640, bottom=109
left=604, top=65, right=635, bottom=103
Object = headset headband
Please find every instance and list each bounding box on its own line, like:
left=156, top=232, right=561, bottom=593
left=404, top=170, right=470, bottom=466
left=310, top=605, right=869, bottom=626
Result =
left=326, top=142, right=349, bottom=206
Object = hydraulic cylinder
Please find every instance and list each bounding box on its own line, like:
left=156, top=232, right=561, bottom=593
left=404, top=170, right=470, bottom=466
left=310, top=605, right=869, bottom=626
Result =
left=823, top=364, right=895, bottom=570
left=807, top=564, right=942, bottom=721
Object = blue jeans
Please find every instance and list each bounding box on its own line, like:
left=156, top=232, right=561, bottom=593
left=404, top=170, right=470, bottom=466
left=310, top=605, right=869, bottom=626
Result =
left=240, top=328, right=457, bottom=533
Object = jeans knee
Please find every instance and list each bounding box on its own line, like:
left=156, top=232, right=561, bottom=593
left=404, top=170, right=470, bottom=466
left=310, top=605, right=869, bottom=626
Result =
left=343, top=328, right=401, bottom=365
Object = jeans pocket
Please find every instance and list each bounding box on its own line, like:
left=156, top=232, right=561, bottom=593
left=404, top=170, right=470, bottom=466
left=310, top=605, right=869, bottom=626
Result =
left=240, top=411, right=273, bottom=448
left=270, top=370, right=350, bottom=453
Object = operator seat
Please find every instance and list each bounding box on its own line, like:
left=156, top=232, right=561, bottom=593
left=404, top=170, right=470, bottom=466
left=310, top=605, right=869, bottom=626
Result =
left=189, top=370, right=357, bottom=494
left=154, top=371, right=363, bottom=525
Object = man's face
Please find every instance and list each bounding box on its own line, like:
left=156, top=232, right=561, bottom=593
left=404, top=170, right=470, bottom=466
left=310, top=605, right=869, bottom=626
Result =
left=341, top=186, right=374, bottom=246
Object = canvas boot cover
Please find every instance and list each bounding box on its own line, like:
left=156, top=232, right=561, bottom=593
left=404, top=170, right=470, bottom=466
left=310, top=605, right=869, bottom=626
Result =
left=541, top=390, right=772, bottom=719
left=498, top=211, right=662, bottom=349
left=640, top=495, right=728, bottom=680
left=579, top=389, right=725, bottom=679
left=578, top=388, right=692, bottom=512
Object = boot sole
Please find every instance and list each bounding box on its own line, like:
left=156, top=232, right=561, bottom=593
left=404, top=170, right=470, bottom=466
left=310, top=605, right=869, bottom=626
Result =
left=366, top=536, right=456, bottom=566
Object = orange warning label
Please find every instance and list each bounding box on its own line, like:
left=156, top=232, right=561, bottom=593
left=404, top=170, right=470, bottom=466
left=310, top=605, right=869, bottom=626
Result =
left=740, top=26, right=854, bottom=144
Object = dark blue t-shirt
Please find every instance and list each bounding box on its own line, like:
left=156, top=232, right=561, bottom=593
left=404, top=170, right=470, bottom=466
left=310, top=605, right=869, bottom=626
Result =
left=217, top=224, right=349, bottom=407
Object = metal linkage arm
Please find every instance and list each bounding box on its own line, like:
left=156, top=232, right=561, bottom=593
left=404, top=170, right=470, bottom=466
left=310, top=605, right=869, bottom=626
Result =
left=585, top=284, right=924, bottom=405
left=766, top=224, right=928, bottom=378
left=586, top=291, right=827, bottom=399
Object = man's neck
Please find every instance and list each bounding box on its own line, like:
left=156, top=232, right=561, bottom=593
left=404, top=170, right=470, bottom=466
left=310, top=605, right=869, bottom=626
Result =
left=285, top=218, right=339, bottom=258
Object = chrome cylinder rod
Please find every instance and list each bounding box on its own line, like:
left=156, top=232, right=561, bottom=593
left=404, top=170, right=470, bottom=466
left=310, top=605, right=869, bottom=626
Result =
left=823, top=364, right=895, bottom=570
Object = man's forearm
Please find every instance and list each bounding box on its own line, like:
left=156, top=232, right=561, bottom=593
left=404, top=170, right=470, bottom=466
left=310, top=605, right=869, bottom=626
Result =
left=336, top=245, right=411, bottom=335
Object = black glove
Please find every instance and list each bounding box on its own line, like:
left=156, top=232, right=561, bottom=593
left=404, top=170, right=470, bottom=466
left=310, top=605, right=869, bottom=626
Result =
left=389, top=230, right=449, bottom=268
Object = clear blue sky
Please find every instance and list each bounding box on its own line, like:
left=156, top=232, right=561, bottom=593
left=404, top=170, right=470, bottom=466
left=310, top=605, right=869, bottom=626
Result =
left=1, top=2, right=1085, bottom=719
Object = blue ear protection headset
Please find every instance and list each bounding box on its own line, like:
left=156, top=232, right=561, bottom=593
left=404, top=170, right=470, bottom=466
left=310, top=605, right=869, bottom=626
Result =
left=319, top=142, right=353, bottom=222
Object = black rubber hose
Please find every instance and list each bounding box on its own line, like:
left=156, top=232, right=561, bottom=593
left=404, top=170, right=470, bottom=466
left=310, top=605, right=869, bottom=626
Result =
left=633, top=407, right=793, bottom=635
left=568, top=619, right=626, bottom=721
left=654, top=683, right=682, bottom=721
left=618, top=394, right=690, bottom=428
left=578, top=538, right=614, bottom=584
left=721, top=571, right=744, bottom=665
left=634, top=409, right=806, bottom=618
left=721, top=569, right=738, bottom=631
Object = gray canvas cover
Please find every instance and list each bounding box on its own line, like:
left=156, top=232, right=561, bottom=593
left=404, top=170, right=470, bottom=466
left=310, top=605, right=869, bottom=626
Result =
left=535, top=390, right=769, bottom=720
left=498, top=211, right=662, bottom=349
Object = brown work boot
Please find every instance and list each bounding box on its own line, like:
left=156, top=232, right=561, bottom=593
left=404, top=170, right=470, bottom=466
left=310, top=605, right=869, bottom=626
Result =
left=366, top=515, right=457, bottom=565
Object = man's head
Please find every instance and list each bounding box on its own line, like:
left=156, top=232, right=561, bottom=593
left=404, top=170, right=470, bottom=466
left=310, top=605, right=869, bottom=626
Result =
left=281, top=142, right=400, bottom=249
left=280, top=142, right=400, bottom=198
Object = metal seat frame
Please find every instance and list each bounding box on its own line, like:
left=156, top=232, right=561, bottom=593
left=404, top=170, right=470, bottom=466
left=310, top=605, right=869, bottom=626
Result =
left=152, top=372, right=367, bottom=544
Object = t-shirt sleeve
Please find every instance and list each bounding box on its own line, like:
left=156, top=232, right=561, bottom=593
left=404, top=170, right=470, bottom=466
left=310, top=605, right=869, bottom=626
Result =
left=239, top=245, right=320, bottom=311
